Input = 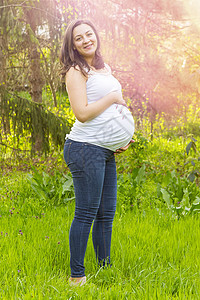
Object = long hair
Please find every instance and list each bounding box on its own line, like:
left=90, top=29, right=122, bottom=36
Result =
left=60, top=19, right=105, bottom=78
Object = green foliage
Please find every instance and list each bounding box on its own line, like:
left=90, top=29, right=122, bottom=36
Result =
left=116, top=131, right=200, bottom=217
left=27, top=166, right=75, bottom=207
left=184, top=137, right=200, bottom=183
left=0, top=91, right=71, bottom=154
left=161, top=187, right=200, bottom=217
left=117, top=164, right=156, bottom=213
left=116, top=132, right=149, bottom=173
left=130, top=132, right=149, bottom=165
left=1, top=128, right=200, bottom=298
left=157, top=170, right=200, bottom=217
left=155, top=138, right=200, bottom=217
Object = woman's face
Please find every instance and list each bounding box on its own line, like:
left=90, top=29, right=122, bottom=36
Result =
left=73, top=23, right=98, bottom=64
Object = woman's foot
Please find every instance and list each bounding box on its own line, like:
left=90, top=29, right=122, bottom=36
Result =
left=69, top=276, right=86, bottom=287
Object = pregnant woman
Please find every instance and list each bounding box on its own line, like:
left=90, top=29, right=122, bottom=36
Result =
left=60, top=19, right=135, bottom=286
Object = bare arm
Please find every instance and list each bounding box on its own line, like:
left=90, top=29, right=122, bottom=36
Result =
left=66, top=67, right=126, bottom=123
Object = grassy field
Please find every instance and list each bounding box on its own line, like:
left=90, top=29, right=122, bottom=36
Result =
left=0, top=134, right=200, bottom=299
left=0, top=190, right=200, bottom=299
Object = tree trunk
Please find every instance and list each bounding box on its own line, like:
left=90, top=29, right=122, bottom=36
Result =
left=29, top=46, right=44, bottom=153
left=29, top=47, right=43, bottom=104
left=0, top=18, right=10, bottom=135
left=49, top=79, right=57, bottom=107
left=24, top=7, right=44, bottom=153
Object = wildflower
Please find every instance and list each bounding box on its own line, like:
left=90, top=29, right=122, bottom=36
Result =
left=18, top=270, right=21, bottom=273
left=58, top=241, right=60, bottom=244
left=45, top=236, right=49, bottom=239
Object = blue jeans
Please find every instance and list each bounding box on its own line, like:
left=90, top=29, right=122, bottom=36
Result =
left=64, top=139, right=117, bottom=278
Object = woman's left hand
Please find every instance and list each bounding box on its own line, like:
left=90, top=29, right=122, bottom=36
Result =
left=115, top=139, right=135, bottom=154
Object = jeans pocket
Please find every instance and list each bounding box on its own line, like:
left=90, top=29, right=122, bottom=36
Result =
left=64, top=141, right=72, bottom=165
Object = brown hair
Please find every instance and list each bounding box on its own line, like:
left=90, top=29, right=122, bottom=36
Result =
left=60, top=19, right=105, bottom=78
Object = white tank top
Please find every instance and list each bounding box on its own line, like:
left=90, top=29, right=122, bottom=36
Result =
left=66, top=64, right=135, bottom=151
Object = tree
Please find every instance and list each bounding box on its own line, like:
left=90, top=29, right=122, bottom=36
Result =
left=0, top=0, right=71, bottom=154
left=76, top=0, right=200, bottom=127
left=1, top=0, right=200, bottom=156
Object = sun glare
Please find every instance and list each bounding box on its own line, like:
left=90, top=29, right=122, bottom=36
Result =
left=185, top=0, right=200, bottom=24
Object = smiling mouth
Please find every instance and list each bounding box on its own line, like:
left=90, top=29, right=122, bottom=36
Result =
left=84, top=44, right=93, bottom=49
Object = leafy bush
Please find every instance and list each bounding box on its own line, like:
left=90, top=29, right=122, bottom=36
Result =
left=157, top=170, right=200, bottom=217
left=117, top=164, right=157, bottom=213
left=184, top=137, right=200, bottom=183
left=116, top=132, right=150, bottom=174
left=27, top=166, right=75, bottom=208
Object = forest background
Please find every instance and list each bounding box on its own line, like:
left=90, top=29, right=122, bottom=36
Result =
left=1, top=0, right=200, bottom=157
left=0, top=0, right=200, bottom=299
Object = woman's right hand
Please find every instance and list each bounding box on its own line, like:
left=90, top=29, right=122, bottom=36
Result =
left=110, top=91, right=127, bottom=106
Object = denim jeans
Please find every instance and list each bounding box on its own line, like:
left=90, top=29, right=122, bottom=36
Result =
left=64, top=139, right=117, bottom=278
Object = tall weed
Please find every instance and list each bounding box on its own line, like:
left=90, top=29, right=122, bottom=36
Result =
left=184, top=137, right=200, bottom=183
left=27, top=166, right=75, bottom=208
left=157, top=170, right=200, bottom=217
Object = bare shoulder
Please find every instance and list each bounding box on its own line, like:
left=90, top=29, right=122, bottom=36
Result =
left=66, top=66, right=87, bottom=84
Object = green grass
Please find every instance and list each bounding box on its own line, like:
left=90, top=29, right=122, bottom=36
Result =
left=0, top=134, right=200, bottom=299
left=0, top=198, right=200, bottom=299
